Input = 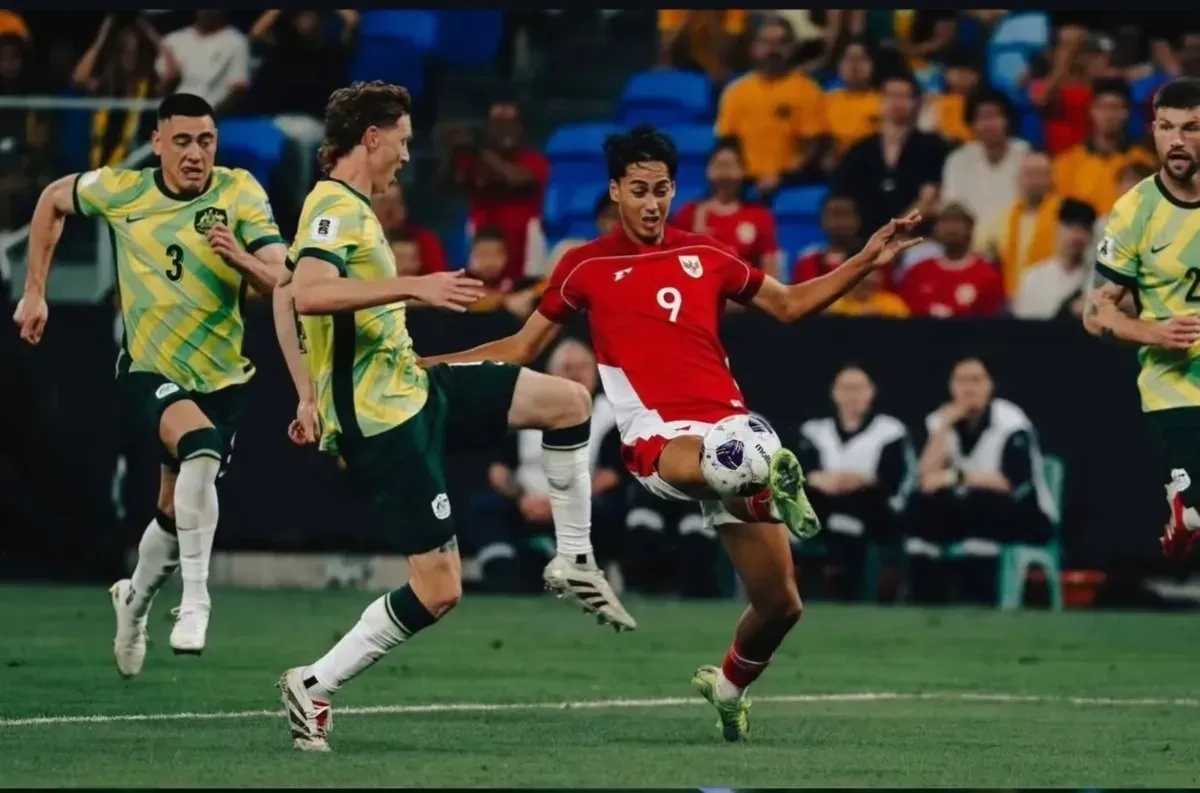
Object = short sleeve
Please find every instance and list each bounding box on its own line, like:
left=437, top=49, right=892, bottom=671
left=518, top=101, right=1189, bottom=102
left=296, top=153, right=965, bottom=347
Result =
left=233, top=171, right=283, bottom=252
left=715, top=82, right=740, bottom=139
left=73, top=167, right=145, bottom=218
left=718, top=247, right=765, bottom=303
left=537, top=247, right=587, bottom=323
left=1096, top=189, right=1143, bottom=286
left=294, top=194, right=361, bottom=274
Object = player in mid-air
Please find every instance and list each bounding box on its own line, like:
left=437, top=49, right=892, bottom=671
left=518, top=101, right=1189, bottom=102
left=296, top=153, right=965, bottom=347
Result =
left=421, top=125, right=922, bottom=741
left=1084, top=77, right=1200, bottom=560
left=12, top=94, right=289, bottom=673
left=273, top=81, right=634, bottom=752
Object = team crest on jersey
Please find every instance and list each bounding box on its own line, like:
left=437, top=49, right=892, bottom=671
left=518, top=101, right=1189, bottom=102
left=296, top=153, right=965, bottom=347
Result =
left=193, top=207, right=228, bottom=234
left=679, top=254, right=703, bottom=278
left=736, top=221, right=757, bottom=245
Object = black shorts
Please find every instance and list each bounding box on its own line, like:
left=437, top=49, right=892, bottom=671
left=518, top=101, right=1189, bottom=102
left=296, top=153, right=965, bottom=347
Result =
left=118, top=371, right=244, bottom=474
left=1147, top=407, right=1200, bottom=506
left=340, top=362, right=522, bottom=556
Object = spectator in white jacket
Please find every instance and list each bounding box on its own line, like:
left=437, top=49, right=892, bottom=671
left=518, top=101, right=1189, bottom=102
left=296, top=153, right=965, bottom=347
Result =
left=1012, top=198, right=1097, bottom=320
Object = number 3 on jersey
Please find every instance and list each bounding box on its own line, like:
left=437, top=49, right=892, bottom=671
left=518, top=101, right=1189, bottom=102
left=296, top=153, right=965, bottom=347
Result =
left=165, top=244, right=184, bottom=282
left=657, top=287, right=682, bottom=322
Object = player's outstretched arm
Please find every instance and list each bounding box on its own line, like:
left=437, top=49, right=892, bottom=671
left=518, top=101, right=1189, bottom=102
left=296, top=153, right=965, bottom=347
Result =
left=750, top=212, right=924, bottom=322
left=418, top=309, right=564, bottom=368
left=272, top=268, right=319, bottom=445
left=1083, top=271, right=1200, bottom=350
left=291, top=259, right=485, bottom=315
left=12, top=174, right=79, bottom=345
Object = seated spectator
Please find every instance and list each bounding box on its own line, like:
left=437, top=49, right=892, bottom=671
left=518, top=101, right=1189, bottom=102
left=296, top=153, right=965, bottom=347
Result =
left=715, top=15, right=826, bottom=195
left=898, top=203, right=1005, bottom=317
left=158, top=11, right=250, bottom=115
left=0, top=33, right=50, bottom=231
left=657, top=10, right=749, bottom=85
left=941, top=88, right=1029, bottom=228
left=465, top=226, right=545, bottom=320
left=465, top=339, right=623, bottom=592
left=1012, top=198, right=1097, bottom=320
left=248, top=10, right=357, bottom=118
left=671, top=140, right=782, bottom=277
left=823, top=38, right=881, bottom=168
left=832, top=72, right=947, bottom=234
left=1053, top=78, right=1156, bottom=216
left=920, top=49, right=982, bottom=145
left=826, top=269, right=910, bottom=318
left=72, top=15, right=175, bottom=169
left=445, top=100, right=549, bottom=280
left=543, top=194, right=618, bottom=275
left=792, top=192, right=863, bottom=283
left=909, top=356, right=1056, bottom=605
left=975, top=150, right=1062, bottom=296
left=793, top=364, right=914, bottom=600
left=1031, top=26, right=1109, bottom=155
left=1094, top=161, right=1155, bottom=242
left=372, top=183, right=448, bottom=274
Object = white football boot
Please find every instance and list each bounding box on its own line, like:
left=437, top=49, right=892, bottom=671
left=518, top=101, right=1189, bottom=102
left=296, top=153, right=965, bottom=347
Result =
left=543, top=554, right=637, bottom=631
left=278, top=667, right=332, bottom=752
left=168, top=602, right=210, bottom=655
left=109, top=579, right=149, bottom=678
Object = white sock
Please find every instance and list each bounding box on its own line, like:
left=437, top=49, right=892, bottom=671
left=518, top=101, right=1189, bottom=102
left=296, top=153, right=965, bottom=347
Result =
left=304, top=596, right=410, bottom=700
left=542, top=441, right=593, bottom=560
left=128, top=518, right=179, bottom=616
left=715, top=669, right=745, bottom=701
left=175, top=457, right=220, bottom=608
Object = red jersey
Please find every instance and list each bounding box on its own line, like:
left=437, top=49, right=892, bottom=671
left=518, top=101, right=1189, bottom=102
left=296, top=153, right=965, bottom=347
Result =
left=538, top=227, right=766, bottom=444
left=791, top=244, right=848, bottom=284
left=453, top=148, right=550, bottom=279
left=407, top=224, right=448, bottom=273
left=672, top=200, right=780, bottom=270
left=897, top=255, right=1006, bottom=318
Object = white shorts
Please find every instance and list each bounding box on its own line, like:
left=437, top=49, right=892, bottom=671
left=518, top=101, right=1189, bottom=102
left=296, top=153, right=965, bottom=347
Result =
left=621, top=419, right=744, bottom=528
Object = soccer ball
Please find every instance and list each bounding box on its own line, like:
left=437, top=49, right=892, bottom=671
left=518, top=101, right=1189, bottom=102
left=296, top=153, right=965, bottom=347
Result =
left=700, top=413, right=781, bottom=497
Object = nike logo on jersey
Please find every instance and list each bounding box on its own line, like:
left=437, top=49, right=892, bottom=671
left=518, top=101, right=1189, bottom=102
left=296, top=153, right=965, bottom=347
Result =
left=125, top=215, right=147, bottom=223
left=1151, top=243, right=1171, bottom=254
left=614, top=267, right=633, bottom=281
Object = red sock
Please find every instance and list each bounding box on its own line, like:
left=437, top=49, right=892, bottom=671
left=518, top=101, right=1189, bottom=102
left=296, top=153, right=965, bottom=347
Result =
left=740, top=488, right=774, bottom=522
left=721, top=642, right=771, bottom=689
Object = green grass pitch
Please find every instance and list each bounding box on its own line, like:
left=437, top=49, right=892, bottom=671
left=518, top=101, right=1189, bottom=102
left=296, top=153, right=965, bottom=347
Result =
left=2, top=585, right=1199, bottom=787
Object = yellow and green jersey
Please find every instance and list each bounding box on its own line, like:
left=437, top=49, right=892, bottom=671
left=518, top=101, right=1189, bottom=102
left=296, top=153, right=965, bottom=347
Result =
left=288, top=179, right=428, bottom=454
left=1098, top=174, right=1200, bottom=412
left=75, top=166, right=283, bottom=392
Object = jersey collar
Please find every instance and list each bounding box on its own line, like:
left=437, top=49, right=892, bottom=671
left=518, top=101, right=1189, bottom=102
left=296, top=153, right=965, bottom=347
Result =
left=609, top=225, right=686, bottom=254
left=1154, top=173, right=1200, bottom=209
left=326, top=177, right=372, bottom=207
left=154, top=168, right=212, bottom=201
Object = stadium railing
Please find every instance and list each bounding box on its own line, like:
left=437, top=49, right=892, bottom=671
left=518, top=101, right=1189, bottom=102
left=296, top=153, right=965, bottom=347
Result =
left=0, top=95, right=160, bottom=304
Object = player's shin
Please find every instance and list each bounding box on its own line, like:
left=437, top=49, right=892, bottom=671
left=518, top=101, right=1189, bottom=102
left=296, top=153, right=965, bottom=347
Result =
left=541, top=421, right=594, bottom=561
left=719, top=602, right=800, bottom=699
left=173, top=431, right=223, bottom=609
left=127, top=509, right=179, bottom=615
left=303, top=586, right=439, bottom=700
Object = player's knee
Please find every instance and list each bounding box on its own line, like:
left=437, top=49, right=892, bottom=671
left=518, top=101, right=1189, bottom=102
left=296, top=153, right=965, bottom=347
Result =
left=552, top=379, right=592, bottom=428
left=407, top=548, right=463, bottom=617
left=175, top=427, right=224, bottom=478
left=762, top=586, right=803, bottom=628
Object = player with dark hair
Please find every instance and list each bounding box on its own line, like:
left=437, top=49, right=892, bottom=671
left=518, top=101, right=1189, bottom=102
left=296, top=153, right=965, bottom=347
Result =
left=12, top=93, right=288, bottom=672
left=275, top=81, right=634, bottom=752
left=1085, top=77, right=1200, bottom=560
left=423, top=123, right=922, bottom=741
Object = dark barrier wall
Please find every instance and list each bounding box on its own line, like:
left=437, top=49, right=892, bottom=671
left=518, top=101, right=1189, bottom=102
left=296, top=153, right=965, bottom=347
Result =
left=0, top=304, right=1169, bottom=582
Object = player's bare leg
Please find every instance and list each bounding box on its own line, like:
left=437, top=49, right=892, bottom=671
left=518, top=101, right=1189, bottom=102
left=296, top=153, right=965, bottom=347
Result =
left=280, top=541, right=462, bottom=751
left=110, top=466, right=180, bottom=677
left=658, top=434, right=820, bottom=538
left=159, top=400, right=224, bottom=655
left=693, top=521, right=802, bottom=741
left=507, top=368, right=636, bottom=631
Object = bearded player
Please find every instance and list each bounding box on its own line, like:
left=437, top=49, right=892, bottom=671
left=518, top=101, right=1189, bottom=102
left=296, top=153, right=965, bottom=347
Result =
left=1084, top=77, right=1200, bottom=560
left=274, top=82, right=634, bottom=752
left=12, top=94, right=288, bottom=673
left=422, top=124, right=921, bottom=741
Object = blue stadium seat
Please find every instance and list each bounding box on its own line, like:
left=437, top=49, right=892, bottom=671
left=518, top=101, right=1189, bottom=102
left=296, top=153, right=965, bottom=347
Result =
left=1017, top=106, right=1045, bottom=150
left=777, top=223, right=826, bottom=265
left=436, top=11, right=504, bottom=66
left=988, top=49, right=1031, bottom=98
left=670, top=181, right=707, bottom=217
left=773, top=185, right=828, bottom=224
left=350, top=41, right=428, bottom=98
left=545, top=123, right=617, bottom=210
left=990, top=12, right=1050, bottom=50
left=359, top=10, right=439, bottom=51
left=659, top=123, right=716, bottom=188
left=563, top=185, right=607, bottom=223
left=217, top=117, right=285, bottom=187
left=565, top=219, right=598, bottom=240
left=618, top=70, right=714, bottom=125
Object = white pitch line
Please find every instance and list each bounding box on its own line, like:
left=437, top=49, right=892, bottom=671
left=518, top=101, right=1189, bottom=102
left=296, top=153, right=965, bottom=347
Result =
left=2, top=690, right=1198, bottom=728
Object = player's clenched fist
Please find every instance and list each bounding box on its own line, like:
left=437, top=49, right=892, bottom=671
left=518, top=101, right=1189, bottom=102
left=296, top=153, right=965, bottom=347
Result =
left=12, top=293, right=48, bottom=345
left=205, top=223, right=244, bottom=264
left=861, top=211, right=925, bottom=268
left=407, top=270, right=486, bottom=312
left=288, top=400, right=321, bottom=446
left=1149, top=314, right=1200, bottom=350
